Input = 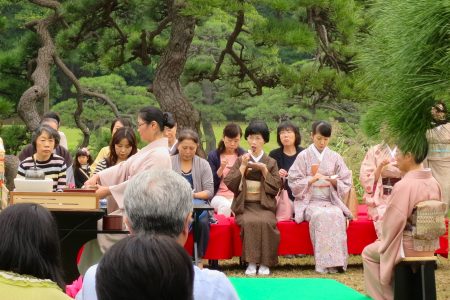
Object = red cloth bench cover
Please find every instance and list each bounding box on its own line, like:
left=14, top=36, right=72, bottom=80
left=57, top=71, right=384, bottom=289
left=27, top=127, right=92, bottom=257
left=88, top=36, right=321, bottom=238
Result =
left=184, top=205, right=448, bottom=259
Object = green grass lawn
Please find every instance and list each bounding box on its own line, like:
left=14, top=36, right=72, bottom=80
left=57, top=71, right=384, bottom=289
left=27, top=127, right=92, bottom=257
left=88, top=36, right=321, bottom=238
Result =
left=62, top=123, right=281, bottom=155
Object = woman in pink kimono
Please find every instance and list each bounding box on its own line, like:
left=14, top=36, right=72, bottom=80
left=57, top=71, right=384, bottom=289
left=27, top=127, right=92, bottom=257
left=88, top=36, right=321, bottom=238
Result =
left=362, top=143, right=442, bottom=300
left=85, top=106, right=172, bottom=210
left=360, top=141, right=401, bottom=236
left=288, top=121, right=353, bottom=274
left=83, top=107, right=172, bottom=255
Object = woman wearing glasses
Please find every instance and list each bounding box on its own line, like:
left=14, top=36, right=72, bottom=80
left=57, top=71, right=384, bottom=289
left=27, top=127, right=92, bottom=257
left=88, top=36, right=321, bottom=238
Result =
left=85, top=106, right=172, bottom=211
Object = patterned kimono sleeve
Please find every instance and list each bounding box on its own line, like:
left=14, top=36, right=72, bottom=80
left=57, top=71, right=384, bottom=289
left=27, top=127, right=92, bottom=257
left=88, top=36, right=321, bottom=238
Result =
left=287, top=153, right=311, bottom=223
left=334, top=154, right=352, bottom=199
left=287, top=153, right=311, bottom=200
left=359, top=147, right=377, bottom=196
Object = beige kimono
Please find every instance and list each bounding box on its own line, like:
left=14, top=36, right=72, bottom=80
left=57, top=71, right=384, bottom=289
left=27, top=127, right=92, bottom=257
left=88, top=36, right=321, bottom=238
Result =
left=425, top=123, right=450, bottom=211
left=359, top=143, right=401, bottom=236
left=224, top=154, right=281, bottom=266
left=362, top=169, right=442, bottom=300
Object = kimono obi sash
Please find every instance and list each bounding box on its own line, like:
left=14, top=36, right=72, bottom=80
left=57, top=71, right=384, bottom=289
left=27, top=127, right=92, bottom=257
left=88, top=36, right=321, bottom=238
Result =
left=245, top=180, right=261, bottom=202
left=404, top=200, right=447, bottom=251
left=381, top=177, right=401, bottom=195
left=311, top=179, right=331, bottom=200
left=428, top=143, right=450, bottom=158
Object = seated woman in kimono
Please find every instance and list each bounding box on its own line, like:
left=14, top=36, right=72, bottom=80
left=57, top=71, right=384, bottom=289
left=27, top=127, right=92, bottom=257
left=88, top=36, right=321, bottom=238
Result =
left=362, top=141, right=442, bottom=300
left=171, top=129, right=214, bottom=265
left=359, top=133, right=401, bottom=237
left=288, top=121, right=353, bottom=274
left=224, top=120, right=281, bottom=276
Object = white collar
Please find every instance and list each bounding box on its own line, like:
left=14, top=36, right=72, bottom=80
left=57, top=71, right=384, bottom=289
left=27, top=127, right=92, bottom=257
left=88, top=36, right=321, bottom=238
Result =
left=169, top=139, right=178, bottom=152
left=310, top=144, right=326, bottom=162
left=249, top=150, right=264, bottom=162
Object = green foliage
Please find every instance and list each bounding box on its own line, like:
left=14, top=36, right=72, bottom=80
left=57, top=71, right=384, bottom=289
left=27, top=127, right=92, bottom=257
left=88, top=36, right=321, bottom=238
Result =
left=0, top=97, right=14, bottom=119
left=52, top=74, right=157, bottom=129
left=359, top=0, right=450, bottom=158
left=0, top=125, right=28, bottom=155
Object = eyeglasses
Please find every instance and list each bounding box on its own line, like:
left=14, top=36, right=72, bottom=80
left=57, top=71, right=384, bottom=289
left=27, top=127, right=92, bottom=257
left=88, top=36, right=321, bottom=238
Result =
left=136, top=122, right=147, bottom=129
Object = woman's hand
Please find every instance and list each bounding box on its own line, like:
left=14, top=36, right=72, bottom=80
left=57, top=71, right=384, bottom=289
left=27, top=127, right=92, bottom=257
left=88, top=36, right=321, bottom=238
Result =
left=95, top=185, right=111, bottom=198
left=217, top=158, right=228, bottom=177
left=249, top=162, right=268, bottom=177
left=279, top=168, right=288, bottom=178
left=308, top=172, right=326, bottom=185
left=241, top=153, right=250, bottom=167
left=84, top=174, right=99, bottom=187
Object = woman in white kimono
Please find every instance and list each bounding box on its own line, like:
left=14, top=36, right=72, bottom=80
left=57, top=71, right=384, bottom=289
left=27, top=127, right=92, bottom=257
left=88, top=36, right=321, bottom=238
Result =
left=288, top=121, right=353, bottom=274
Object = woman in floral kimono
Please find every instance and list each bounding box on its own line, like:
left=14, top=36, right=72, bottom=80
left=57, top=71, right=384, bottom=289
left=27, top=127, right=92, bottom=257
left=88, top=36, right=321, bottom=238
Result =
left=359, top=139, right=401, bottom=237
left=288, top=121, right=352, bottom=274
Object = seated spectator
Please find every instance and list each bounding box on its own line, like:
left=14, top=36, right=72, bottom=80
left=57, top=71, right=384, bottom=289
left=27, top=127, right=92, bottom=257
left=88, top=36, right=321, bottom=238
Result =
left=208, top=123, right=245, bottom=217
left=359, top=133, right=401, bottom=237
left=269, top=120, right=304, bottom=201
left=90, top=117, right=132, bottom=173
left=43, top=111, right=68, bottom=149
left=76, top=169, right=239, bottom=300
left=96, top=235, right=194, bottom=300
left=94, top=127, right=138, bottom=175
left=288, top=121, right=352, bottom=274
left=73, top=148, right=93, bottom=188
left=0, top=203, right=70, bottom=299
left=362, top=141, right=443, bottom=300
left=224, top=120, right=281, bottom=276
left=163, top=112, right=178, bottom=155
left=16, top=125, right=67, bottom=192
left=18, top=117, right=73, bottom=167
left=171, top=129, right=214, bottom=264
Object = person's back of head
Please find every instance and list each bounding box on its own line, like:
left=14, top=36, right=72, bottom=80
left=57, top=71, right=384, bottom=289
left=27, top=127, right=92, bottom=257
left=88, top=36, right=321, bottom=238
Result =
left=96, top=234, right=194, bottom=300
left=42, top=112, right=61, bottom=127
left=0, top=203, right=65, bottom=289
left=124, top=169, right=193, bottom=237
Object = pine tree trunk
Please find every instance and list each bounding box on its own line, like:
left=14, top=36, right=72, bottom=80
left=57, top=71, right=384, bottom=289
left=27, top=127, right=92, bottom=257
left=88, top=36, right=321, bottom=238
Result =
left=201, top=80, right=217, bottom=153
left=152, top=10, right=201, bottom=140
left=18, top=18, right=55, bottom=131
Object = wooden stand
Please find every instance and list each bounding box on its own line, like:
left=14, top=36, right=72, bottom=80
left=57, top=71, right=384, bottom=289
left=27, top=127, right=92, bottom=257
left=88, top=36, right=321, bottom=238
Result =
left=394, top=256, right=437, bottom=300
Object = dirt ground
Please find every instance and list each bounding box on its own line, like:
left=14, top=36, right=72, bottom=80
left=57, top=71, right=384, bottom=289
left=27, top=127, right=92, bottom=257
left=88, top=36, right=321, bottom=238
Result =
left=218, top=255, right=450, bottom=300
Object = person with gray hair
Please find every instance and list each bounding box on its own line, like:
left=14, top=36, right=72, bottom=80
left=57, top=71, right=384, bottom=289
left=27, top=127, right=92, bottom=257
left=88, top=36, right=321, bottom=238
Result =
left=76, top=169, right=239, bottom=300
